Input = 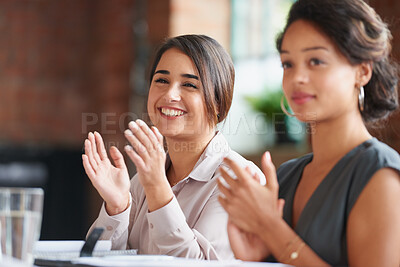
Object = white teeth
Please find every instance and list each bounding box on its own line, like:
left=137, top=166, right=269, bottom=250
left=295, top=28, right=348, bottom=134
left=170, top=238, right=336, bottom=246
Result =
left=161, top=108, right=184, bottom=117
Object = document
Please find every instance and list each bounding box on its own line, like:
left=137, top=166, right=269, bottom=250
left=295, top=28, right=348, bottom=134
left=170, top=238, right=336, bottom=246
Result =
left=72, top=256, right=287, bottom=267
left=33, top=240, right=136, bottom=261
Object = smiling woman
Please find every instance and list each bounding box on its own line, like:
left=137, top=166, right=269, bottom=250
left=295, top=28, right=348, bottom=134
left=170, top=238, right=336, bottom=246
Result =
left=148, top=35, right=235, bottom=128
left=217, top=0, right=400, bottom=266
left=82, top=34, right=264, bottom=260
left=147, top=48, right=211, bottom=139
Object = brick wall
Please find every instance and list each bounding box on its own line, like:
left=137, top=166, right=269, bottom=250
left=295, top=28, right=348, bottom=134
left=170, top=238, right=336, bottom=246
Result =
left=369, top=0, right=400, bottom=153
left=169, top=0, right=231, bottom=50
left=0, top=0, right=135, bottom=238
left=0, top=0, right=134, bottom=148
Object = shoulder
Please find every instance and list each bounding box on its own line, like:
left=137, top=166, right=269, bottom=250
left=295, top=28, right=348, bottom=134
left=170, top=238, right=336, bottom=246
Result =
left=346, top=139, right=400, bottom=213
left=347, top=139, right=400, bottom=190
left=354, top=138, right=400, bottom=166
left=359, top=167, right=400, bottom=204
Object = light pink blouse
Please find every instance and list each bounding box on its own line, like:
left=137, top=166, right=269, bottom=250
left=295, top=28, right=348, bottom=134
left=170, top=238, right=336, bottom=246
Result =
left=88, top=132, right=264, bottom=260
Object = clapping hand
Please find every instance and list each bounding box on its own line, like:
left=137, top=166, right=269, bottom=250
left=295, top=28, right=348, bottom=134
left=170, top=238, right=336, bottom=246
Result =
left=123, top=120, right=166, bottom=187
left=217, top=152, right=285, bottom=261
left=82, top=132, right=131, bottom=216
left=124, top=120, right=172, bottom=211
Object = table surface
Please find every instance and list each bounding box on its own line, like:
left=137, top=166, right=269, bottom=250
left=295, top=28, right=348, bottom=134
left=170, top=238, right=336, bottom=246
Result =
left=0, top=254, right=290, bottom=267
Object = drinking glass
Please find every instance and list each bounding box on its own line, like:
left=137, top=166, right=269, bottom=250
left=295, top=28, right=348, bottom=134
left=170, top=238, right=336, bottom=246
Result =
left=0, top=187, right=44, bottom=265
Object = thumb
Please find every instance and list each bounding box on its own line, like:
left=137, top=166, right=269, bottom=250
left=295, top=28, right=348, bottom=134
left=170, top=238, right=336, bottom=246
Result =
left=261, top=151, right=278, bottom=190
left=110, top=146, right=127, bottom=169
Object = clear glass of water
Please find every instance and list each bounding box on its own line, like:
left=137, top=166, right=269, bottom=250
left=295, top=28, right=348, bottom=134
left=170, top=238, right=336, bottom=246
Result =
left=0, top=187, right=44, bottom=265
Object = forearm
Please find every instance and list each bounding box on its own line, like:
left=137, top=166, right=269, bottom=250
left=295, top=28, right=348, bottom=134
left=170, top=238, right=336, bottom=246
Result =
left=146, top=197, right=230, bottom=260
left=260, top=217, right=329, bottom=266
left=143, top=180, right=174, bottom=212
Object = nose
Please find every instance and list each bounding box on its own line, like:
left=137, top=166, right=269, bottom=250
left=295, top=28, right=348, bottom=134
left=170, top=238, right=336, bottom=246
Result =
left=163, top=83, right=181, bottom=102
left=292, top=65, right=309, bottom=84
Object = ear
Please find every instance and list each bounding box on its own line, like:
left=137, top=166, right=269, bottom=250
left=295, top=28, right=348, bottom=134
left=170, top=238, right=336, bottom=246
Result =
left=356, top=62, right=373, bottom=87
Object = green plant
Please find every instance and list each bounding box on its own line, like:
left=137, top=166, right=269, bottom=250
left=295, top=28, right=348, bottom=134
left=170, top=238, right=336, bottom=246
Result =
left=245, top=89, right=305, bottom=144
left=245, top=89, right=285, bottom=121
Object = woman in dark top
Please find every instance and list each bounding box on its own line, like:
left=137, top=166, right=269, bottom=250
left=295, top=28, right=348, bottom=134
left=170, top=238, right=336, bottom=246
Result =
left=217, top=0, right=400, bottom=266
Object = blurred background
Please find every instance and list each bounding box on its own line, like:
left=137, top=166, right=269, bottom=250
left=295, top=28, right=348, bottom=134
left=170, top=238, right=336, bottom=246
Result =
left=0, top=0, right=399, bottom=240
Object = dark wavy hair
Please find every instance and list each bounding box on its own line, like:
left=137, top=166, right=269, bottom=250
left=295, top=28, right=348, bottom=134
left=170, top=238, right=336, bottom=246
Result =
left=276, top=0, right=399, bottom=125
left=149, top=34, right=235, bottom=127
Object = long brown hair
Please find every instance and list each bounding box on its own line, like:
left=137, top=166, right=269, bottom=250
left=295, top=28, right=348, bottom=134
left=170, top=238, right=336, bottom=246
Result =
left=276, top=0, right=399, bottom=125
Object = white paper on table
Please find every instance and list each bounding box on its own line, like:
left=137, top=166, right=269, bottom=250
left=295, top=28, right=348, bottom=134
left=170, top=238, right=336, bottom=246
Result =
left=72, top=256, right=287, bottom=267
left=33, top=240, right=112, bottom=253
left=33, top=240, right=117, bottom=261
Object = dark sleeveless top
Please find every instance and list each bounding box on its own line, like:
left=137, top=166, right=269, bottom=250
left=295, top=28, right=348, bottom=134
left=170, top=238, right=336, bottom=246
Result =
left=274, top=138, right=400, bottom=266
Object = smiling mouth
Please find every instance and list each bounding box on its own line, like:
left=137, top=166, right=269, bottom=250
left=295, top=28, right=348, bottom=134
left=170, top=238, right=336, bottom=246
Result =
left=159, top=107, right=185, bottom=117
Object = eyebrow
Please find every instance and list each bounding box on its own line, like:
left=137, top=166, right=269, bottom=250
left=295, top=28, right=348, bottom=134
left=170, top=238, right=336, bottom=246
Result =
left=154, top=70, right=199, bottom=80
left=280, top=46, right=328, bottom=54
left=155, top=70, right=169, bottom=75
left=181, top=74, right=199, bottom=80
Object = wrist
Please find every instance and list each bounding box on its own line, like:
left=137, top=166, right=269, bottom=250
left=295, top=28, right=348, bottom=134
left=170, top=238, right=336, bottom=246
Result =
left=105, top=193, right=131, bottom=216
left=139, top=173, right=168, bottom=188
left=143, top=183, right=173, bottom=212
left=258, top=215, right=286, bottom=244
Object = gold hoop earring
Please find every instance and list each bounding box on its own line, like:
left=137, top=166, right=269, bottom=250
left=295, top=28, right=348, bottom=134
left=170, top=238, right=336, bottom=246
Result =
left=358, top=86, right=365, bottom=112
left=280, top=96, right=295, bottom=117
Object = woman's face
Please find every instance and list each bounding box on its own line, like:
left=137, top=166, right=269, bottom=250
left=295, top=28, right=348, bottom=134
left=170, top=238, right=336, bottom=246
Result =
left=280, top=20, right=360, bottom=123
left=147, top=48, right=212, bottom=140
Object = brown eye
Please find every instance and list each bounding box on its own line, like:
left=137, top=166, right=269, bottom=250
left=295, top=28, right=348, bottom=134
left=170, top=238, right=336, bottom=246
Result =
left=183, top=82, right=198, bottom=89
left=281, top=61, right=292, bottom=69
left=310, top=58, right=324, bottom=66
left=155, top=78, right=168, bottom=84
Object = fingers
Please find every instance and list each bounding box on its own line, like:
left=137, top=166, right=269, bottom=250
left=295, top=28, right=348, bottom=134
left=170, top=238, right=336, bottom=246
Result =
left=109, top=146, right=126, bottom=170
left=218, top=194, right=230, bottom=214
left=124, top=129, right=149, bottom=160
left=94, top=131, right=108, bottom=161
left=261, top=152, right=278, bottom=190
left=217, top=167, right=239, bottom=215
left=82, top=154, right=96, bottom=179
left=245, top=166, right=261, bottom=183
left=128, top=120, right=158, bottom=150
left=151, top=126, right=164, bottom=146
left=84, top=138, right=98, bottom=171
left=223, top=157, right=252, bottom=183
left=124, top=145, right=146, bottom=171
left=88, top=132, right=102, bottom=164
left=217, top=175, right=234, bottom=199
left=136, top=120, right=159, bottom=145
left=125, top=120, right=164, bottom=160
left=219, top=166, right=238, bottom=190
